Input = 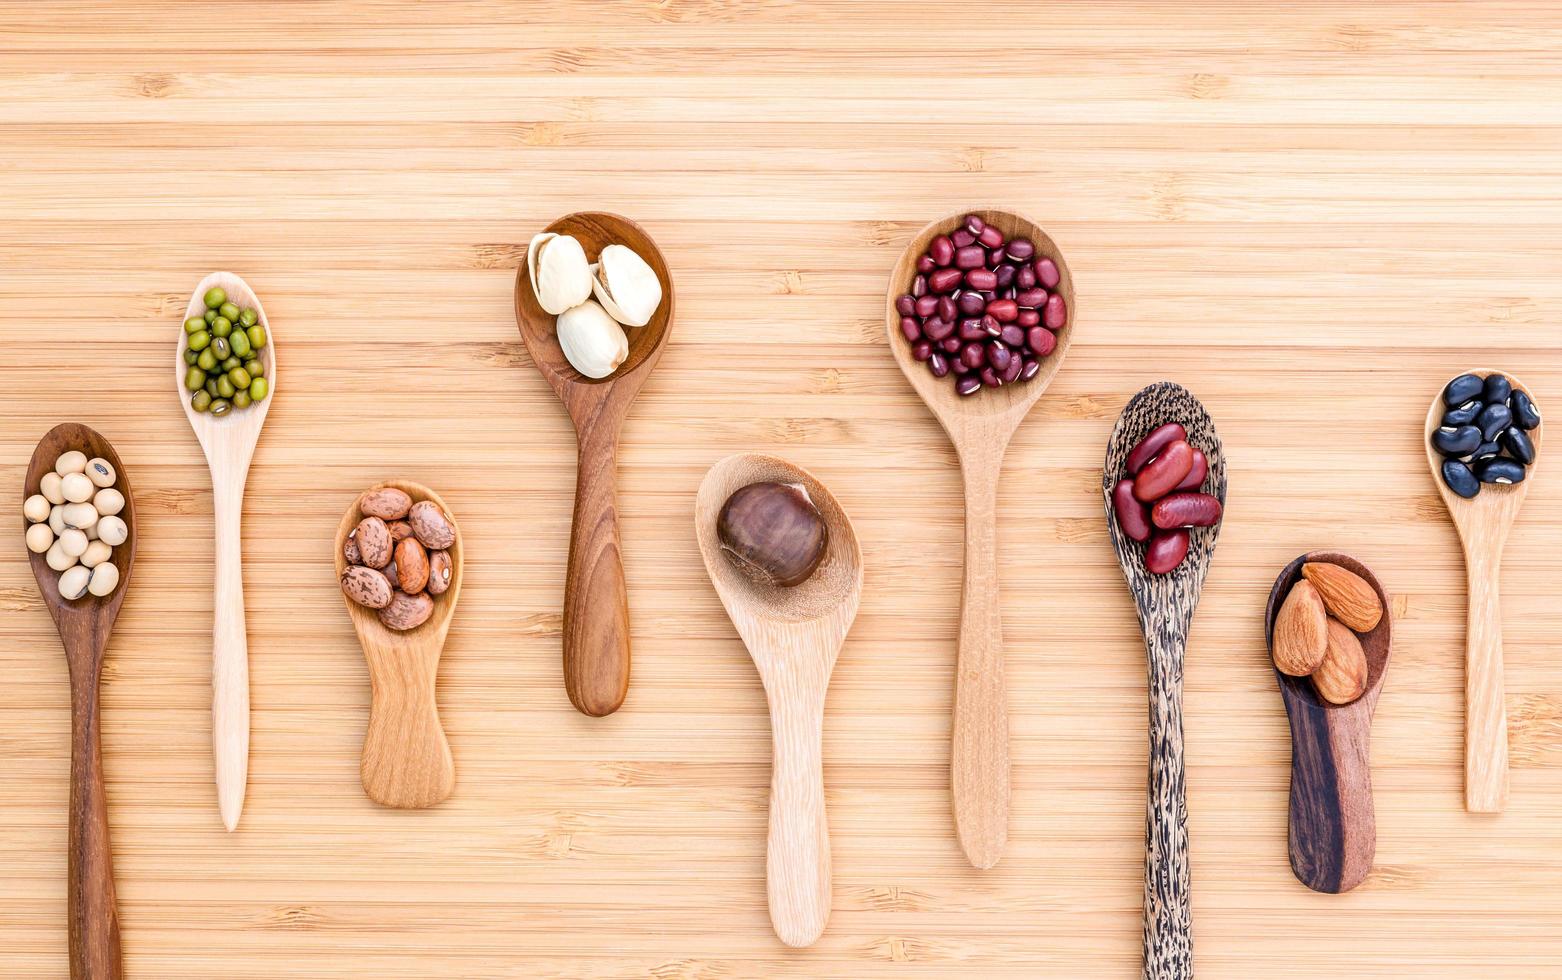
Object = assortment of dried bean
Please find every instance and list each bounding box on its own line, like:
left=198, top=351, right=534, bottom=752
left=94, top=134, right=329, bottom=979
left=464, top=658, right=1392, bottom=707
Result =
left=894, top=214, right=1067, bottom=395
left=340, top=486, right=457, bottom=631
left=1110, top=423, right=1221, bottom=574
left=1433, top=372, right=1540, bottom=498
left=24, top=451, right=128, bottom=599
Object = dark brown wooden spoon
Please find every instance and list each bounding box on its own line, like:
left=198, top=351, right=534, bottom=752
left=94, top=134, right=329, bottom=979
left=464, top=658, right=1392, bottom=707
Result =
left=1265, top=552, right=1393, bottom=894
left=25, top=423, right=136, bottom=980
left=515, top=212, right=674, bottom=717
left=1102, top=382, right=1226, bottom=980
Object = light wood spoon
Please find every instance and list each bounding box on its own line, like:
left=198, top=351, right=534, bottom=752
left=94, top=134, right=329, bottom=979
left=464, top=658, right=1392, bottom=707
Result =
left=334, top=482, right=463, bottom=808
left=26, top=423, right=137, bottom=980
left=177, top=271, right=276, bottom=832
left=1424, top=368, right=1543, bottom=813
left=885, top=208, right=1076, bottom=870
left=515, top=212, right=674, bottom=718
left=1102, top=381, right=1226, bottom=980
left=694, top=453, right=863, bottom=948
left=1265, top=552, right=1393, bottom=894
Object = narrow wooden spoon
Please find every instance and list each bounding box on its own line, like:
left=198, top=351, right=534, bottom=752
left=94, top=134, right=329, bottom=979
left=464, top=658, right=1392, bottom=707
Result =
left=1424, top=368, right=1543, bottom=813
left=1265, top=553, right=1393, bottom=893
left=177, top=271, right=277, bottom=832
left=1102, top=381, right=1226, bottom=980
left=334, top=482, right=463, bottom=808
left=694, top=453, right=863, bottom=948
left=885, top=207, right=1076, bottom=870
left=26, top=423, right=137, bottom=980
left=515, top=212, right=674, bottom=718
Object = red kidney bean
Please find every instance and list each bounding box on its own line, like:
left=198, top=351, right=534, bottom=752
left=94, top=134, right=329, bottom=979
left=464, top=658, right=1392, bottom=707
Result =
left=956, top=291, right=985, bottom=316
left=1000, top=354, right=1022, bottom=383
left=987, top=298, right=1018, bottom=322
left=955, top=245, right=986, bottom=270
left=1126, top=423, right=1186, bottom=474
left=924, top=317, right=955, bottom=342
left=912, top=274, right=927, bottom=297
left=1006, top=238, right=1035, bottom=260
left=1016, top=264, right=1036, bottom=289
left=1034, top=257, right=1060, bottom=289
left=896, top=294, right=915, bottom=316
left=1016, top=288, right=1048, bottom=308
left=1133, top=440, right=1194, bottom=502
left=980, top=366, right=1002, bottom=387
left=1000, top=324, right=1026, bottom=347
left=1020, top=358, right=1040, bottom=381
left=1145, top=529, right=1190, bottom=574
left=961, top=343, right=985, bottom=370
left=964, top=214, right=986, bottom=235
left=936, top=295, right=957, bottom=322
left=928, top=268, right=962, bottom=293
left=915, top=294, right=938, bottom=317
left=916, top=254, right=935, bottom=273
left=957, top=317, right=985, bottom=341
left=965, top=268, right=998, bottom=290
left=912, top=340, right=933, bottom=362
left=1027, top=326, right=1056, bottom=356
left=957, top=375, right=981, bottom=396
left=929, top=352, right=950, bottom=377
left=930, top=235, right=954, bottom=267
left=1044, top=292, right=1067, bottom=329
left=994, top=264, right=1016, bottom=290
left=981, top=314, right=1002, bottom=336
left=1112, top=479, right=1153, bottom=542
left=977, top=225, right=1004, bottom=248
left=1150, top=492, right=1222, bottom=529
left=941, top=335, right=962, bottom=353
left=988, top=342, right=1012, bottom=373
left=952, top=228, right=976, bottom=248
left=899, top=317, right=920, bottom=342
left=1174, top=448, right=1207, bottom=491
left=1016, top=308, right=1041, bottom=327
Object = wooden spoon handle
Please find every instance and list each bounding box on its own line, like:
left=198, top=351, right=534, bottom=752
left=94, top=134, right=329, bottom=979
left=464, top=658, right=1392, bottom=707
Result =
left=563, top=424, right=630, bottom=716
left=951, top=457, right=1009, bottom=870
left=1463, top=542, right=1509, bottom=812
left=1143, top=631, right=1192, bottom=980
left=361, top=638, right=454, bottom=809
left=764, top=683, right=831, bottom=948
left=68, top=679, right=121, bottom=979
left=1286, top=701, right=1377, bottom=893
left=212, top=477, right=250, bottom=832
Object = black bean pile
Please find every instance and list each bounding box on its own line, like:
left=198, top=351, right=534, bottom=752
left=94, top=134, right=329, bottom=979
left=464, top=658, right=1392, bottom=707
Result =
left=1433, top=372, right=1540, bottom=498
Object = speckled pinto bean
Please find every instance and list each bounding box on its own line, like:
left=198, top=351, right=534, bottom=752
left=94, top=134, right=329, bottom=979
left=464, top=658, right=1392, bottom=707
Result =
left=1113, top=479, right=1153, bottom=542
left=1132, top=440, right=1194, bottom=502
left=1145, top=529, right=1190, bottom=574
left=1150, top=492, right=1223, bottom=529
left=1126, top=423, right=1186, bottom=475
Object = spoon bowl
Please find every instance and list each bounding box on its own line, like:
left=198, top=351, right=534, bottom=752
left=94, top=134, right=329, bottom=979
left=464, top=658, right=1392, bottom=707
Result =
left=695, top=453, right=863, bottom=948
left=1102, top=381, right=1226, bottom=979
left=1265, top=552, right=1392, bottom=893
left=334, top=481, right=464, bottom=808
left=515, top=212, right=675, bottom=718
left=25, top=422, right=137, bottom=979
left=1423, top=368, right=1543, bottom=812
left=884, top=207, right=1075, bottom=870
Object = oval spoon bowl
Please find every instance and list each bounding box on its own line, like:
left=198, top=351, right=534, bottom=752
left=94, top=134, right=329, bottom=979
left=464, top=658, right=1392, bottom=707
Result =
left=177, top=271, right=278, bottom=445
left=26, top=423, right=138, bottom=622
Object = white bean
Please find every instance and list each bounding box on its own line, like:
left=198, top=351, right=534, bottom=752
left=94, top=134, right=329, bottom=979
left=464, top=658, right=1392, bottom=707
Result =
left=81, top=540, right=112, bottom=568
left=41, top=472, right=66, bottom=505
left=59, top=528, right=89, bottom=558
left=97, top=516, right=128, bottom=547
left=59, top=565, right=91, bottom=599
left=54, top=450, right=87, bottom=476
left=24, top=493, right=51, bottom=523
left=62, top=502, right=98, bottom=530
left=25, top=523, right=54, bottom=554
left=93, top=487, right=125, bottom=517
left=62, top=472, right=94, bottom=503
left=88, top=562, right=120, bottom=597
left=86, top=458, right=116, bottom=488
left=46, top=540, right=76, bottom=571
left=48, top=505, right=67, bottom=535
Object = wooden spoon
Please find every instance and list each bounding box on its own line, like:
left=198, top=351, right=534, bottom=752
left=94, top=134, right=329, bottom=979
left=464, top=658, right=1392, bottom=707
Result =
left=1265, top=552, right=1393, bottom=893
left=515, top=212, right=674, bottom=718
left=26, top=423, right=137, bottom=980
left=334, top=482, right=463, bottom=808
left=1102, top=381, right=1226, bottom=980
left=177, top=271, right=277, bottom=832
left=694, top=453, right=863, bottom=948
left=884, top=208, right=1076, bottom=870
left=1424, top=368, right=1543, bottom=813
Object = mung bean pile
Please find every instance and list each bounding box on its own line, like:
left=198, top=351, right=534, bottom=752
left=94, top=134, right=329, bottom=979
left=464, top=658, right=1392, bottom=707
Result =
left=182, top=286, right=270, bottom=416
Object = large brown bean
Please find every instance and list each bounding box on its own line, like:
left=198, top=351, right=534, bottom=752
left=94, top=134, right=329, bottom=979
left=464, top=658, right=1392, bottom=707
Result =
left=341, top=565, right=394, bottom=609
left=1150, top=492, right=1223, bottom=529
left=377, top=590, right=434, bottom=632
left=1133, top=440, right=1194, bottom=502
left=1145, top=529, right=1190, bottom=574
left=353, top=516, right=393, bottom=568
left=1174, top=448, right=1208, bottom=491
left=409, top=500, right=457, bottom=550
left=427, top=550, right=453, bottom=595
left=395, top=537, right=431, bottom=594
left=358, top=487, right=412, bottom=521
left=1126, top=423, right=1186, bottom=474
left=1113, top=479, right=1153, bottom=542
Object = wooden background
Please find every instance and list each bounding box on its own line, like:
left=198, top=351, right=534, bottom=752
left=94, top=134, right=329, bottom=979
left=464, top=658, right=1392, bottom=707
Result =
left=2, top=2, right=1560, bottom=977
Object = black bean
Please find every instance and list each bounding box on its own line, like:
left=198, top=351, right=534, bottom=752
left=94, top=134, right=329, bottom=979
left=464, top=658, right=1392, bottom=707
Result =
left=1482, top=374, right=1512, bottom=405
left=1433, top=424, right=1483, bottom=457
left=1467, top=440, right=1502, bottom=463
left=1501, top=426, right=1536, bottom=466
left=1441, top=459, right=1480, bottom=498
left=1443, top=399, right=1482, bottom=426
left=1444, top=373, right=1484, bottom=407
left=1511, top=389, right=1542, bottom=430
left=1478, top=403, right=1514, bottom=441
left=1475, top=457, right=1526, bottom=485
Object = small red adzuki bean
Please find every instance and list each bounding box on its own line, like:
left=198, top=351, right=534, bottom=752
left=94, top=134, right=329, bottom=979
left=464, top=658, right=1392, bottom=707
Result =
left=958, top=318, right=985, bottom=341
left=980, top=366, right=1002, bottom=387
left=952, top=228, right=976, bottom=248
left=986, top=298, right=1018, bottom=322
left=930, top=235, right=955, bottom=267
left=1126, top=423, right=1186, bottom=475
left=964, top=214, right=986, bottom=235
left=994, top=264, right=1016, bottom=290
left=896, top=294, right=915, bottom=316
left=1006, top=238, right=1035, bottom=260
left=987, top=342, right=1011, bottom=373
left=1000, top=354, right=1023, bottom=383
left=1016, top=288, right=1048, bottom=308
left=1034, top=257, right=1060, bottom=289
left=924, top=317, right=955, bottom=342
left=981, top=314, right=1002, bottom=336
left=965, top=268, right=998, bottom=290
left=937, top=295, right=957, bottom=321
left=1016, top=308, right=1041, bottom=327
left=1016, top=264, right=1036, bottom=289
left=1020, top=359, right=1040, bottom=381
left=915, top=294, right=938, bottom=317
left=1113, top=479, right=1153, bottom=542
left=941, top=335, right=962, bottom=353
left=1174, top=448, right=1208, bottom=491
left=1145, top=529, right=1190, bottom=574
left=1027, top=326, right=1056, bottom=356
left=1000, top=324, right=1026, bottom=347
left=955, top=245, right=986, bottom=269
left=1044, top=292, right=1067, bottom=329
left=912, top=340, right=933, bottom=362
left=916, top=254, right=935, bottom=273
left=928, top=268, right=963, bottom=293
left=929, top=352, right=950, bottom=377
left=957, top=291, right=985, bottom=316
left=1133, top=439, right=1194, bottom=502
left=961, top=343, right=985, bottom=370
left=1151, top=492, right=1222, bottom=529
left=911, top=274, right=927, bottom=297
left=977, top=225, right=1004, bottom=248
left=957, top=375, right=981, bottom=396
left=900, top=317, right=920, bottom=342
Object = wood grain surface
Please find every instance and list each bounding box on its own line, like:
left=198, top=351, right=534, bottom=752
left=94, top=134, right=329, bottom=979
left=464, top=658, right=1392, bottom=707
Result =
left=3, top=2, right=1562, bottom=977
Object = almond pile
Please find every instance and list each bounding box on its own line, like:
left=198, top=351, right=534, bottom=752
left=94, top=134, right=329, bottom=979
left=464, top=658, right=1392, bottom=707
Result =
left=1272, top=562, right=1383, bottom=705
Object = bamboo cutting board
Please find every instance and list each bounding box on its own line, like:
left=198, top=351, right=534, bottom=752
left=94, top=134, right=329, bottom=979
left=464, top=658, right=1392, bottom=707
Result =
left=2, top=2, right=1562, bottom=977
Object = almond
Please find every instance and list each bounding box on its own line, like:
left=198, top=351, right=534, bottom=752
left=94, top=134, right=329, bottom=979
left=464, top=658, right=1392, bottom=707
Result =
left=1301, top=562, right=1382, bottom=632
left=1313, top=617, right=1368, bottom=705
left=1273, top=579, right=1329, bottom=676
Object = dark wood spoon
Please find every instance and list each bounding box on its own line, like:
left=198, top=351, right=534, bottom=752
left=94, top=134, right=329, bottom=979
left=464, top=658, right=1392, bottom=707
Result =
left=25, top=423, right=137, bottom=980
left=1102, top=382, right=1226, bottom=980
left=1265, top=552, right=1393, bottom=894
left=515, top=212, right=674, bottom=717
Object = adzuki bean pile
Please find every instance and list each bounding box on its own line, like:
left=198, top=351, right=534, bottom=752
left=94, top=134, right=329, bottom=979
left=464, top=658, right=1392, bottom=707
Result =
left=1110, top=423, right=1222, bottom=574
left=1433, top=372, right=1540, bottom=498
left=895, top=214, right=1067, bottom=396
